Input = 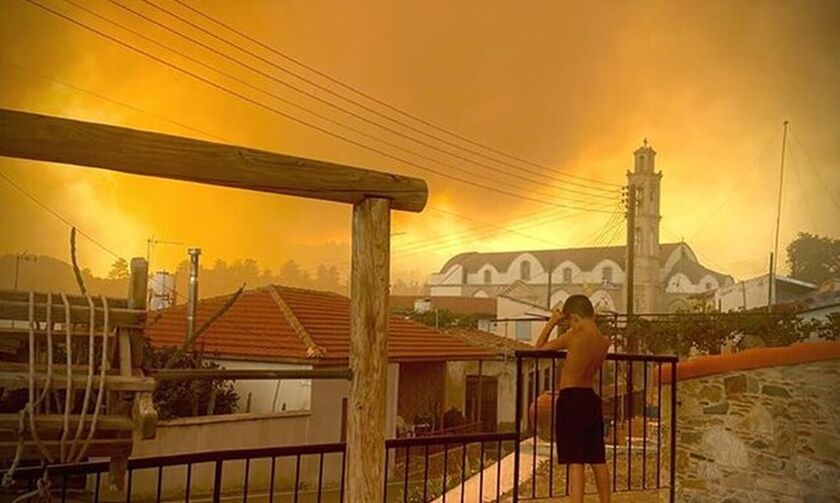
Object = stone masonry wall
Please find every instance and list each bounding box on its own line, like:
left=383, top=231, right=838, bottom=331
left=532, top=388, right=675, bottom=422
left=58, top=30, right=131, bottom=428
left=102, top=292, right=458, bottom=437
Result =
left=674, top=359, right=840, bottom=502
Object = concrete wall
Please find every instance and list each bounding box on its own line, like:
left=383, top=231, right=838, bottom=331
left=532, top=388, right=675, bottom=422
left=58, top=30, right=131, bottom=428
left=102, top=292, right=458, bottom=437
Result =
left=309, top=364, right=398, bottom=443
left=113, top=412, right=319, bottom=501
left=673, top=359, right=840, bottom=502
left=210, top=359, right=311, bottom=413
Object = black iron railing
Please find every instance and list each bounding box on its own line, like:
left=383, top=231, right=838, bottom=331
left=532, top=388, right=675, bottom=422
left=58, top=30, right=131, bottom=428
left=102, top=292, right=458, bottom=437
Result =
left=3, top=442, right=346, bottom=502
left=3, top=351, right=678, bottom=502
left=513, top=350, right=677, bottom=503
left=384, top=431, right=518, bottom=503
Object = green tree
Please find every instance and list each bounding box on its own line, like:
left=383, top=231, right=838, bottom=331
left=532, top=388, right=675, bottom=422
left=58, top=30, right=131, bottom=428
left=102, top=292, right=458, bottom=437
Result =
left=107, top=258, right=129, bottom=280
left=143, top=341, right=239, bottom=420
left=408, top=308, right=480, bottom=329
left=786, top=232, right=840, bottom=284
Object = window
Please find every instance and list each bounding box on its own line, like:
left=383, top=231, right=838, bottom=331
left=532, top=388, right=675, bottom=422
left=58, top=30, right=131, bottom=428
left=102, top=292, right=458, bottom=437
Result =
left=515, top=321, right=531, bottom=341
left=563, top=268, right=572, bottom=283
left=483, top=269, right=492, bottom=284
left=520, top=261, right=531, bottom=281
left=705, top=282, right=713, bottom=291
left=602, top=267, right=613, bottom=285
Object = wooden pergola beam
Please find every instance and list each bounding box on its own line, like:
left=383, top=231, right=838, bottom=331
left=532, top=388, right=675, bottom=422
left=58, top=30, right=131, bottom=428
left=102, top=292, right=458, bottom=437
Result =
left=0, top=109, right=428, bottom=212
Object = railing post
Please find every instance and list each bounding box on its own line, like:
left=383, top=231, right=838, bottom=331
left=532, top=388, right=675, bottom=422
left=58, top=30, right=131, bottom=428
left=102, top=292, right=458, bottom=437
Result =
left=669, top=361, right=677, bottom=503
left=212, top=460, right=223, bottom=503
left=512, top=353, right=523, bottom=502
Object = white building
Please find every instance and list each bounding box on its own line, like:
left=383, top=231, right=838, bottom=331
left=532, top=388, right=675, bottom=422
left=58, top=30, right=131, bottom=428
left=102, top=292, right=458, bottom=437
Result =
left=714, top=274, right=816, bottom=312
left=429, top=142, right=734, bottom=314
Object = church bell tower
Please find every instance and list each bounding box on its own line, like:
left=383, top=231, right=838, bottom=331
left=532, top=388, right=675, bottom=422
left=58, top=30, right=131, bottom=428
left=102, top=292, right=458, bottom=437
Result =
left=626, top=139, right=662, bottom=313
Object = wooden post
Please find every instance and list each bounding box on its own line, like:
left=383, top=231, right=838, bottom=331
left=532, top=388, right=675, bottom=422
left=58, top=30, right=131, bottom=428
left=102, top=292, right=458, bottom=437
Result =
left=346, top=197, right=391, bottom=503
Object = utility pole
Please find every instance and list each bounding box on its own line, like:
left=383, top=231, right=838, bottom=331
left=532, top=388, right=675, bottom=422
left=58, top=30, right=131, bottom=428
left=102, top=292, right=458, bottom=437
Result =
left=185, top=248, right=201, bottom=347
left=625, top=186, right=637, bottom=319
left=546, top=260, right=553, bottom=310
left=770, top=120, right=789, bottom=309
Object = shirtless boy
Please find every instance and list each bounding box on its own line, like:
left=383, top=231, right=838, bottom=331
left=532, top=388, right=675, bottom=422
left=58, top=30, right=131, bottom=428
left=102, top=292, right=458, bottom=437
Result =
left=536, top=295, right=611, bottom=503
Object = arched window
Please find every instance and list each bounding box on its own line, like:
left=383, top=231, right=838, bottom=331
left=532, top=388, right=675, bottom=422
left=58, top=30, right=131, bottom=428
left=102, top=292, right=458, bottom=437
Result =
left=562, top=268, right=572, bottom=283
left=520, top=261, right=531, bottom=281
left=483, top=269, right=492, bottom=284
left=602, top=267, right=613, bottom=285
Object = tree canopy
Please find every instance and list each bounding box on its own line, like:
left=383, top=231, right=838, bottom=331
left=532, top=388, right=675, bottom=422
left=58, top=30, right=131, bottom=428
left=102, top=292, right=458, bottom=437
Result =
left=786, top=232, right=840, bottom=284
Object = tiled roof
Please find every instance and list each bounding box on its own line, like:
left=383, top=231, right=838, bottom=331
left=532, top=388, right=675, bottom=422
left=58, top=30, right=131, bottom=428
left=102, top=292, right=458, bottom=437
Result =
left=665, top=256, right=732, bottom=285
left=146, top=286, right=501, bottom=364
left=445, top=329, right=532, bottom=355
left=438, top=243, right=684, bottom=274
left=389, top=296, right=496, bottom=317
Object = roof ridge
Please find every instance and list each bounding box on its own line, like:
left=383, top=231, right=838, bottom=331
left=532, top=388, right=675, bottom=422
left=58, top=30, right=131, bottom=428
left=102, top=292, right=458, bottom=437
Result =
left=265, top=285, right=326, bottom=359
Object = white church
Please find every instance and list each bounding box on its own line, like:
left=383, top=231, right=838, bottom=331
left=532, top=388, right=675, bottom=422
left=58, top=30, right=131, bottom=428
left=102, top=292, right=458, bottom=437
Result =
left=427, top=142, right=734, bottom=316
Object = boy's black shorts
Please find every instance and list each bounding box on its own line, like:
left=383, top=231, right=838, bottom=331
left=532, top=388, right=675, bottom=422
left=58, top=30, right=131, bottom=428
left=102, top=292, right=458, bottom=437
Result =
left=554, top=387, right=606, bottom=464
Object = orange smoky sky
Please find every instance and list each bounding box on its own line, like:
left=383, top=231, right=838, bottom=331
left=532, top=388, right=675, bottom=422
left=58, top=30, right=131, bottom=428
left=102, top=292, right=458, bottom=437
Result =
left=1, top=0, right=838, bottom=284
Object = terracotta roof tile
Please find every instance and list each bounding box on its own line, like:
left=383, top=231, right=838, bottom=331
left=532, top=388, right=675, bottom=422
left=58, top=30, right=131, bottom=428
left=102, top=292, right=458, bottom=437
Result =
left=146, top=286, right=503, bottom=363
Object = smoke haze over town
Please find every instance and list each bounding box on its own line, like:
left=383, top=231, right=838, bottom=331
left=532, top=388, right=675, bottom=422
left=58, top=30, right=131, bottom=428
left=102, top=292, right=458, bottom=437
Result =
left=1, top=0, right=838, bottom=286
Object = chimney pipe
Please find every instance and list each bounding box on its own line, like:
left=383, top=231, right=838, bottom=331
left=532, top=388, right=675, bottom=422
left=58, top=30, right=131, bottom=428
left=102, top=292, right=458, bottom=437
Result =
left=186, top=247, right=201, bottom=345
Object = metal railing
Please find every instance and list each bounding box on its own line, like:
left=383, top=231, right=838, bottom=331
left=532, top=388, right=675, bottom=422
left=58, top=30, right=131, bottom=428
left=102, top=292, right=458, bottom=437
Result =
left=3, top=442, right=346, bottom=502
left=3, top=351, right=678, bottom=502
left=384, top=431, right=518, bottom=503
left=513, top=350, right=678, bottom=502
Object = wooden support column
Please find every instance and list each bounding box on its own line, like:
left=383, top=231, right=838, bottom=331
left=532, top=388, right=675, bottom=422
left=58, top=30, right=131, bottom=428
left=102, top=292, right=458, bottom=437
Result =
left=346, top=197, right=391, bottom=503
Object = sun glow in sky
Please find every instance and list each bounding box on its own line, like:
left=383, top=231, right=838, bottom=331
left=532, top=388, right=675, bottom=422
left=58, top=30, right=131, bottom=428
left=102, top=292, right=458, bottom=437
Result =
left=1, top=0, right=838, bottom=284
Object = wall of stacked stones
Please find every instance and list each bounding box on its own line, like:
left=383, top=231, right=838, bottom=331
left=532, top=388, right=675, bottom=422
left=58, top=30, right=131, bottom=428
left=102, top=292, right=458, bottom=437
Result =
left=668, top=359, right=840, bottom=502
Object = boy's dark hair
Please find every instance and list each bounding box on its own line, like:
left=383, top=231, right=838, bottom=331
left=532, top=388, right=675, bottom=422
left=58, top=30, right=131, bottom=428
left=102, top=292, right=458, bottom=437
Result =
left=562, top=295, right=595, bottom=319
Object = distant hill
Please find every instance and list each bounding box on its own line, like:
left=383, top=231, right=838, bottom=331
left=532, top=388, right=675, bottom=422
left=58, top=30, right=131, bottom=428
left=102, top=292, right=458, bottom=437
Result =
left=0, top=254, right=128, bottom=297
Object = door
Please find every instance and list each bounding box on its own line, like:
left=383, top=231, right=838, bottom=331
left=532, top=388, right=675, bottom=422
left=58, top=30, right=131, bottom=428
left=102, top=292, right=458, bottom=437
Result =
left=466, top=375, right=498, bottom=432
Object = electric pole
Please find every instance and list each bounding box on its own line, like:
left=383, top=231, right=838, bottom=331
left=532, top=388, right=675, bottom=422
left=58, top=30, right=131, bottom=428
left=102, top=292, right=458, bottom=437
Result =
left=625, top=185, right=637, bottom=319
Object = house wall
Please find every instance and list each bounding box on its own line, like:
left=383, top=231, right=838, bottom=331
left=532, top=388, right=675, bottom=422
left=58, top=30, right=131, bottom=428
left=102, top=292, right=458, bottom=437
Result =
left=309, top=364, right=399, bottom=444
left=672, top=359, right=840, bottom=502
left=210, top=359, right=312, bottom=413
left=444, top=359, right=517, bottom=430
left=494, top=296, right=547, bottom=345
left=116, top=412, right=321, bottom=501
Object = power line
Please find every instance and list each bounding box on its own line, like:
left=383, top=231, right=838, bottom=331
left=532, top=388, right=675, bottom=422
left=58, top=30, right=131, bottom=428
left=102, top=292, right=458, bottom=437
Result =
left=100, top=0, right=618, bottom=205
left=790, top=130, right=840, bottom=212
left=0, top=169, right=123, bottom=260
left=33, top=0, right=615, bottom=213
left=131, top=0, right=620, bottom=198
left=687, top=131, right=778, bottom=242
left=1, top=60, right=225, bottom=142
left=169, top=0, right=623, bottom=190
left=4, top=55, right=618, bottom=282
left=787, top=142, right=822, bottom=233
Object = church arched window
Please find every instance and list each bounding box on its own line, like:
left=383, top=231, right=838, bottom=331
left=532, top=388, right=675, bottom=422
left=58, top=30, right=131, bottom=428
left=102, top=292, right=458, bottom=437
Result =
left=602, top=267, right=613, bottom=285
left=562, top=268, right=572, bottom=283
left=520, top=261, right=531, bottom=281
left=483, top=269, right=492, bottom=284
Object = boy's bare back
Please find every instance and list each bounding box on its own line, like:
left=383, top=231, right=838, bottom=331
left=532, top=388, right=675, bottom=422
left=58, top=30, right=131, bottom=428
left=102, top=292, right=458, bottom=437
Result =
left=558, top=324, right=610, bottom=390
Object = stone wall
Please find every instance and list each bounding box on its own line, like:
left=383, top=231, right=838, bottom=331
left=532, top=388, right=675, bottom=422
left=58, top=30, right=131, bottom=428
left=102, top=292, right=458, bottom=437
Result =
left=674, top=359, right=840, bottom=502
